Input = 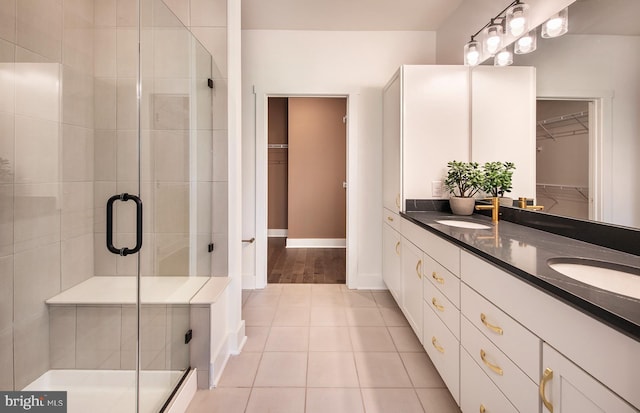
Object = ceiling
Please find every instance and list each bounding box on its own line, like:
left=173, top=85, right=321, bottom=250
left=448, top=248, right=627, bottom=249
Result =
left=241, top=0, right=464, bottom=31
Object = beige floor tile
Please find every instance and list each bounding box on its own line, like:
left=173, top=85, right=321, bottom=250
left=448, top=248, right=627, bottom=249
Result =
left=400, top=352, right=447, bottom=388
left=307, top=352, right=359, bottom=388
left=372, top=291, right=398, bottom=308
left=354, top=352, right=412, bottom=388
left=311, top=284, right=343, bottom=294
left=415, top=388, right=461, bottom=413
left=389, top=326, right=424, bottom=352
left=349, top=327, right=396, bottom=351
left=309, top=326, right=352, bottom=351
left=245, top=387, right=306, bottom=413
left=186, top=388, right=250, bottom=413
left=310, top=306, right=348, bottom=326
left=217, top=352, right=262, bottom=387
left=306, top=388, right=364, bottom=413
left=279, top=292, right=312, bottom=307
left=361, top=388, right=425, bottom=413
left=243, top=306, right=276, bottom=326
left=281, top=284, right=312, bottom=294
left=244, top=292, right=281, bottom=308
left=264, top=326, right=309, bottom=351
left=272, top=305, right=311, bottom=326
left=311, top=292, right=345, bottom=307
left=243, top=326, right=270, bottom=352
left=253, top=352, right=307, bottom=387
left=379, top=306, right=410, bottom=326
left=345, top=307, right=385, bottom=326
left=342, top=290, right=377, bottom=307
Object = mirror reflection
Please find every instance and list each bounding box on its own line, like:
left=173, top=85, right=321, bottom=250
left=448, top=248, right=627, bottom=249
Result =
left=510, top=0, right=640, bottom=228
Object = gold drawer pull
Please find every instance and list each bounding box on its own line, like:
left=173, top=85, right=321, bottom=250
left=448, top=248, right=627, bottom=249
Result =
left=539, top=368, right=554, bottom=412
left=416, top=260, right=422, bottom=279
left=480, top=313, right=504, bottom=335
left=431, top=336, right=445, bottom=353
left=432, top=297, right=445, bottom=312
left=395, top=194, right=400, bottom=208
left=480, top=405, right=486, bottom=413
left=387, top=216, right=394, bottom=222
left=432, top=271, right=445, bottom=284
left=480, top=349, right=503, bottom=376
left=395, top=241, right=400, bottom=255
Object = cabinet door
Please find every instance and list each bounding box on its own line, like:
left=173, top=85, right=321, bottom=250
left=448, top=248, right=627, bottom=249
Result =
left=382, top=222, right=402, bottom=303
left=400, top=238, right=423, bottom=340
left=540, top=344, right=638, bottom=413
left=383, top=74, right=401, bottom=212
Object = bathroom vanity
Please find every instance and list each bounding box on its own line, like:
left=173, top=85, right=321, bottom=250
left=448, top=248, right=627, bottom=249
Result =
left=382, top=206, right=640, bottom=412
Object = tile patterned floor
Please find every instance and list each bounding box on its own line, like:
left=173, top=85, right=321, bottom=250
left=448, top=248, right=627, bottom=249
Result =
left=186, top=284, right=461, bottom=413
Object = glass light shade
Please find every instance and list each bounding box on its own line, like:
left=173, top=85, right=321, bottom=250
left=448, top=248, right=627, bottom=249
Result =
left=506, top=2, right=529, bottom=37
left=494, top=48, right=513, bottom=67
left=515, top=29, right=537, bottom=54
left=483, top=23, right=503, bottom=56
left=542, top=7, right=568, bottom=38
left=464, top=40, right=482, bottom=66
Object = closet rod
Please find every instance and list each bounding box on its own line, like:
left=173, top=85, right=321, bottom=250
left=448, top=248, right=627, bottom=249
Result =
left=268, top=144, right=288, bottom=149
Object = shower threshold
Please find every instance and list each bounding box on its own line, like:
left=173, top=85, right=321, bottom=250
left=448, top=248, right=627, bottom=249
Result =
left=23, top=369, right=184, bottom=413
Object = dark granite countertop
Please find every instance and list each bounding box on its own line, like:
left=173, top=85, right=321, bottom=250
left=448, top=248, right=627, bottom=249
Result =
left=400, top=210, right=640, bottom=341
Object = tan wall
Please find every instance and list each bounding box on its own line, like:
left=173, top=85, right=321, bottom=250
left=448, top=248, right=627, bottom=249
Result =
left=268, top=98, right=288, bottom=230
left=288, top=97, right=347, bottom=239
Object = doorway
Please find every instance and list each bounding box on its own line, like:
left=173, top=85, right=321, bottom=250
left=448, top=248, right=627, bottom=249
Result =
left=266, top=97, right=347, bottom=283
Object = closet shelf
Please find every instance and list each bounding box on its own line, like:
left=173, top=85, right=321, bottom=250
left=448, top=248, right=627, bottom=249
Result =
left=537, top=111, right=589, bottom=141
left=268, top=144, right=288, bottom=149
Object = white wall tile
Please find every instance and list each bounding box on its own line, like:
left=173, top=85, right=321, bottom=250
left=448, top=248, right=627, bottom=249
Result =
left=0, top=256, right=13, bottom=331
left=153, top=29, right=190, bottom=79
left=155, top=182, right=189, bottom=233
left=196, top=182, right=212, bottom=232
left=13, top=183, right=61, bottom=252
left=0, top=0, right=16, bottom=43
left=94, top=130, right=117, bottom=181
left=116, top=0, right=137, bottom=27
left=14, top=115, right=59, bottom=184
left=120, top=305, right=136, bottom=368
left=0, top=112, right=15, bottom=185
left=63, top=0, right=94, bottom=73
left=16, top=0, right=62, bottom=62
left=116, top=28, right=137, bottom=77
left=195, top=234, right=212, bottom=276
left=76, top=306, right=121, bottom=369
left=94, top=0, right=116, bottom=27
left=62, top=66, right=94, bottom=127
left=116, top=77, right=137, bottom=130
left=13, top=313, right=50, bottom=389
left=94, top=29, right=117, bottom=77
left=211, top=77, right=228, bottom=130
left=153, top=130, right=188, bottom=182
left=155, top=233, right=188, bottom=276
left=49, top=305, right=76, bottom=368
left=0, top=185, right=13, bottom=258
left=14, top=62, right=60, bottom=122
left=61, top=181, right=93, bottom=240
left=151, top=93, right=189, bottom=130
left=140, top=305, right=167, bottom=369
left=0, top=61, right=14, bottom=114
left=211, top=231, right=227, bottom=276
left=212, top=129, right=228, bottom=182
left=197, top=129, right=212, bottom=182
left=93, top=232, right=116, bottom=276
left=163, top=0, right=189, bottom=27
left=190, top=27, right=227, bottom=79
left=61, top=234, right=94, bottom=290
left=0, top=328, right=13, bottom=390
left=62, top=124, right=94, bottom=182
left=212, top=181, right=228, bottom=233
left=13, top=242, right=61, bottom=323
left=166, top=305, right=190, bottom=369
left=94, top=77, right=117, bottom=129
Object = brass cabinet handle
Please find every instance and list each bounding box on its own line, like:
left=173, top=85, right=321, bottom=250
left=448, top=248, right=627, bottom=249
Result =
left=480, top=349, right=504, bottom=376
left=432, top=297, right=445, bottom=312
left=432, top=271, right=445, bottom=284
left=480, top=313, right=504, bottom=335
left=540, top=368, right=554, bottom=412
left=395, top=241, right=400, bottom=255
left=395, top=194, right=401, bottom=208
left=480, top=405, right=486, bottom=413
left=431, top=336, right=445, bottom=353
left=416, top=260, right=422, bottom=279
left=387, top=216, right=394, bottom=222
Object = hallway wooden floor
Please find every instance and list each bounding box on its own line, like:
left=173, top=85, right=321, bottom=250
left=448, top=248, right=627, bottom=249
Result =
left=267, top=238, right=346, bottom=284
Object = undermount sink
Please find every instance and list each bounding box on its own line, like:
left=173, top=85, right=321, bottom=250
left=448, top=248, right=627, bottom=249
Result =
left=547, top=257, right=640, bottom=299
left=435, top=220, right=491, bottom=230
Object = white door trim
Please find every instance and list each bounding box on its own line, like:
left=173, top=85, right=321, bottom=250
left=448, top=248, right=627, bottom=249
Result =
left=254, top=90, right=359, bottom=289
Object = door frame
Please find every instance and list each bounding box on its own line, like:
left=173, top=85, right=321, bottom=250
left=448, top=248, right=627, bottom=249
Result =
left=254, top=90, right=359, bottom=289
left=537, top=89, right=612, bottom=222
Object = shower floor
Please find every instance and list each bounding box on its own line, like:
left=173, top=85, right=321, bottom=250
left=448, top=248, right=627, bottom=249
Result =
left=23, top=369, right=184, bottom=413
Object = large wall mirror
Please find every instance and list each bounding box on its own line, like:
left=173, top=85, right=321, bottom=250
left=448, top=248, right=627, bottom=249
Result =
left=509, top=0, right=639, bottom=229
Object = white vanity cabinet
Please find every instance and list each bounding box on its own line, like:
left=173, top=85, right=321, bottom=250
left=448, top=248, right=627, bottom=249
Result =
left=382, top=209, right=402, bottom=302
left=382, top=65, right=470, bottom=209
left=400, top=238, right=424, bottom=341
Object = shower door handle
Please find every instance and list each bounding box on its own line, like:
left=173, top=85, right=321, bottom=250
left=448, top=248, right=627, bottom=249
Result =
left=106, top=193, right=143, bottom=256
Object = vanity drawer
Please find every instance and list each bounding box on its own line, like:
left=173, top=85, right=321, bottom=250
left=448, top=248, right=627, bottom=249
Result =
left=401, top=219, right=460, bottom=275
left=461, top=316, right=538, bottom=413
left=423, top=302, right=460, bottom=405
left=423, top=254, right=460, bottom=308
left=460, top=347, right=518, bottom=413
left=424, top=280, right=460, bottom=340
left=383, top=208, right=400, bottom=232
left=461, top=282, right=541, bottom=382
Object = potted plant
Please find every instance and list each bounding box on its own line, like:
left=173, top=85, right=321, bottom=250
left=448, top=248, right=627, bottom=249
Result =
left=482, top=161, right=516, bottom=206
left=444, top=160, right=484, bottom=215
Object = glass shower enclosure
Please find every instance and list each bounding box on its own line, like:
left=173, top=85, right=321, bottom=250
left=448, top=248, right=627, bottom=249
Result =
left=0, top=0, right=224, bottom=411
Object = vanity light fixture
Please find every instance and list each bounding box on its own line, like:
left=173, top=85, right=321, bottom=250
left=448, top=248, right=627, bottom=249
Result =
left=464, top=39, right=482, bottom=66
left=494, top=47, right=514, bottom=67
left=541, top=7, right=568, bottom=38
left=483, top=19, right=504, bottom=56
left=515, top=28, right=537, bottom=54
left=506, top=1, right=529, bottom=37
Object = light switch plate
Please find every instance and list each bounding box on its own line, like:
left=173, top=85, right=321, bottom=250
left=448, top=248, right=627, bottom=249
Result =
left=432, top=181, right=443, bottom=197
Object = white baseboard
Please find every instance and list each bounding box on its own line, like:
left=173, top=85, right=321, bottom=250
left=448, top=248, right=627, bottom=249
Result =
left=268, top=229, right=288, bottom=237
left=166, top=368, right=198, bottom=413
left=356, top=273, right=386, bottom=290
left=286, top=238, right=346, bottom=248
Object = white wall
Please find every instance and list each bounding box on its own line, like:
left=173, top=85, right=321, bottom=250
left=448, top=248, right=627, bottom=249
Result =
left=242, top=30, right=436, bottom=289
left=515, top=34, right=640, bottom=227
